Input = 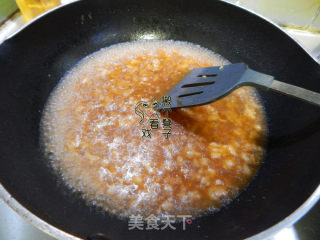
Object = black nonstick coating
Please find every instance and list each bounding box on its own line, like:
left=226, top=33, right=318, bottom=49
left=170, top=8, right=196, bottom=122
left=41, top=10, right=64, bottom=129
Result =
left=0, top=0, right=320, bottom=239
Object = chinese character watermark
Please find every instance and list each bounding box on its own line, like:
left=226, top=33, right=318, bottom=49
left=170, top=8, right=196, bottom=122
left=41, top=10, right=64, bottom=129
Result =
left=135, top=96, right=172, bottom=139
left=128, top=214, right=192, bottom=231
left=128, top=214, right=144, bottom=230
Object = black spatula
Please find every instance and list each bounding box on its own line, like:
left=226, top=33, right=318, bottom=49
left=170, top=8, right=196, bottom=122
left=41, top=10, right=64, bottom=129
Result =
left=155, top=63, right=320, bottom=110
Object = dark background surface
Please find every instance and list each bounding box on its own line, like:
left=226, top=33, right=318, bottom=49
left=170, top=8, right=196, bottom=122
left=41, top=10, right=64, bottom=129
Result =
left=295, top=202, right=320, bottom=240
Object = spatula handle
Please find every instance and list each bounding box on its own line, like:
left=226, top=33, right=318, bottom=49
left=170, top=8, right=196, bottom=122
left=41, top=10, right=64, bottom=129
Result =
left=241, top=68, right=320, bottom=107
left=269, top=80, right=320, bottom=107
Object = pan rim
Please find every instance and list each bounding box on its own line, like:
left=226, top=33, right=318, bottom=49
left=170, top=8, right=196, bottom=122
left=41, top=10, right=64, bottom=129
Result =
left=0, top=0, right=319, bottom=239
left=0, top=183, right=319, bottom=240
left=2, top=0, right=319, bottom=65
left=0, top=183, right=82, bottom=240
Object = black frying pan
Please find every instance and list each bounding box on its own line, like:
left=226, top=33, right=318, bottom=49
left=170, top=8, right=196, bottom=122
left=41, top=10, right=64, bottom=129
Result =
left=0, top=0, right=320, bottom=239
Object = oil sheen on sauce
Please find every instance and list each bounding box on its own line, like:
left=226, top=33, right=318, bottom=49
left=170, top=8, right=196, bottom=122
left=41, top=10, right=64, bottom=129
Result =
left=41, top=40, right=266, bottom=218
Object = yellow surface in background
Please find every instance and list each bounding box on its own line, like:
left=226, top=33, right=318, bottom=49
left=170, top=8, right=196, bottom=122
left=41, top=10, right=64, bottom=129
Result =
left=256, top=0, right=320, bottom=30
left=15, top=0, right=60, bottom=21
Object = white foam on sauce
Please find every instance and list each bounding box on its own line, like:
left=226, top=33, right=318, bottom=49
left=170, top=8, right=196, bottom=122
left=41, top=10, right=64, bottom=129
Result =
left=41, top=40, right=266, bottom=218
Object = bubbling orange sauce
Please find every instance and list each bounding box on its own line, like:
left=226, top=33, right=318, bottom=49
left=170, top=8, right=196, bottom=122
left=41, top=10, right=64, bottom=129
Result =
left=41, top=40, right=266, bottom=218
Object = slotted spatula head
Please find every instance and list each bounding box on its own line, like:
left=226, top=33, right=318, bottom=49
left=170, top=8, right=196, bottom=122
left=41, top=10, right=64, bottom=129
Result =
left=155, top=63, right=249, bottom=109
